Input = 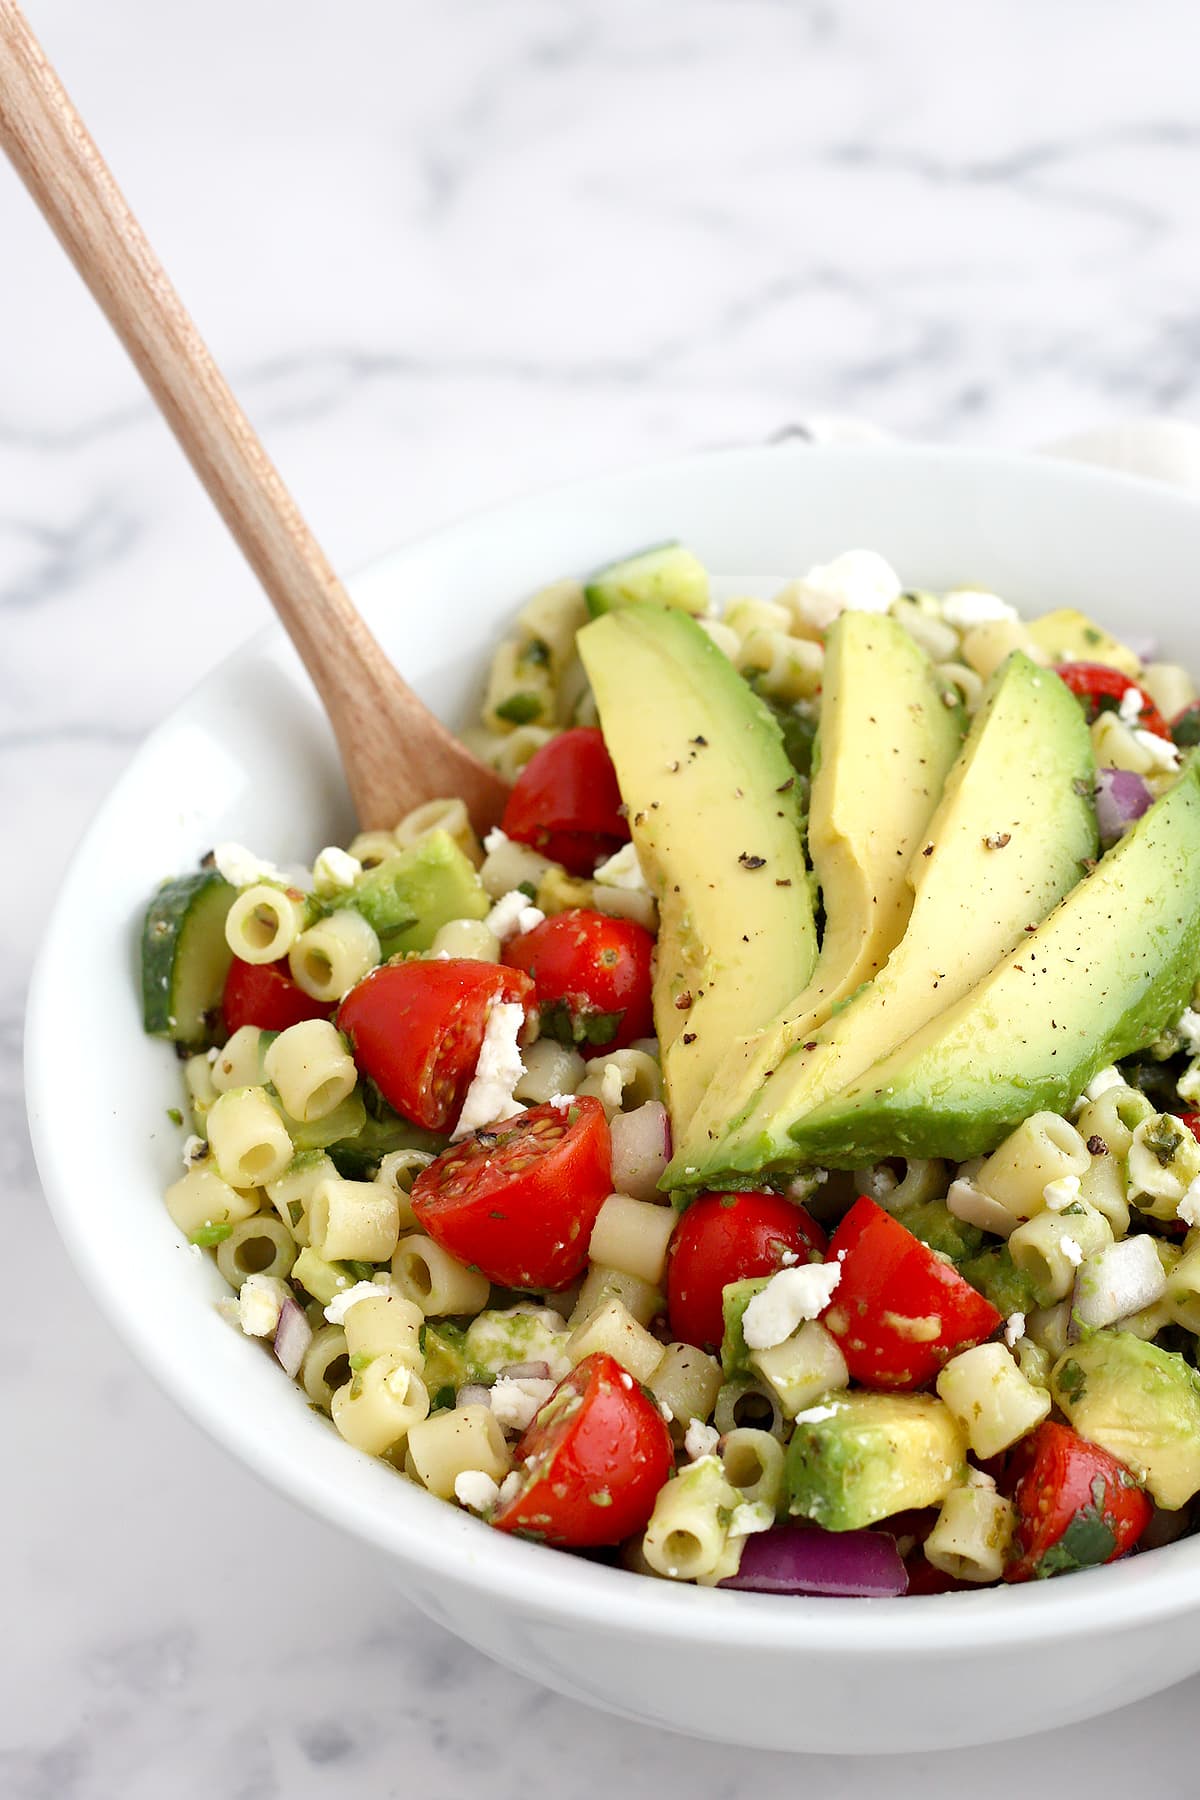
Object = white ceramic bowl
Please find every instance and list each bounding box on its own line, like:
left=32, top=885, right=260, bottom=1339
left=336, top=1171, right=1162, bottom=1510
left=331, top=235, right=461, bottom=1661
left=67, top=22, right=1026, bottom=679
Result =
left=26, top=444, right=1200, bottom=1754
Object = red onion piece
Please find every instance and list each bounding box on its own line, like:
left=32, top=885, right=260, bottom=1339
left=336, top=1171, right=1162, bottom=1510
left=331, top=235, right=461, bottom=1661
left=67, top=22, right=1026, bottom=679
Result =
left=457, top=1384, right=492, bottom=1409
left=1094, top=767, right=1153, bottom=847
left=273, top=1298, right=312, bottom=1379
left=610, top=1100, right=672, bottom=1200
left=500, top=1360, right=551, bottom=1380
left=719, top=1525, right=908, bottom=1597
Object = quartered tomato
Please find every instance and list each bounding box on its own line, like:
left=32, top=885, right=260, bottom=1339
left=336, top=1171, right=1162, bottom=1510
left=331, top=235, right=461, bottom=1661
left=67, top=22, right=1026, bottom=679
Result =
left=666, top=1191, right=828, bottom=1354
left=821, top=1198, right=1002, bottom=1391
left=411, top=1096, right=611, bottom=1289
left=337, top=960, right=535, bottom=1132
left=221, top=957, right=332, bottom=1034
left=501, top=727, right=629, bottom=875
left=491, top=1351, right=673, bottom=1546
left=1055, top=662, right=1170, bottom=739
left=1003, top=1420, right=1151, bottom=1582
left=503, top=909, right=654, bottom=1056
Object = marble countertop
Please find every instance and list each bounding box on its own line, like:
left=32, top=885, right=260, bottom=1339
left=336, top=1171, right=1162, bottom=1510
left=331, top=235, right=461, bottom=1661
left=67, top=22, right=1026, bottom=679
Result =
left=7, top=1, right=1200, bottom=1792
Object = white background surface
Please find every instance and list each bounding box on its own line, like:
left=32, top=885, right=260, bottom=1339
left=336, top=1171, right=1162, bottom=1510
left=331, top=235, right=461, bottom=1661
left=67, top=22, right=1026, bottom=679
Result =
left=6, top=2, right=1200, bottom=1793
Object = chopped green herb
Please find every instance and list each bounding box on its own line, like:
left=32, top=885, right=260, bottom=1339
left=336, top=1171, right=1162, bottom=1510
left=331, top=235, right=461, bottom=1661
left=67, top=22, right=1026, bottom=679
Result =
left=495, top=692, right=544, bottom=726
left=189, top=1222, right=232, bottom=1247
left=349, top=1352, right=375, bottom=1372
left=1056, top=1359, right=1088, bottom=1404
left=166, top=1107, right=184, bottom=1127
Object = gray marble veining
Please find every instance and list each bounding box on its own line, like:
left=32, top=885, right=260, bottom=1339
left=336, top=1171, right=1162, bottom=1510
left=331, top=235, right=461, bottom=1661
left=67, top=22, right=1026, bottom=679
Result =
left=6, top=0, right=1200, bottom=1792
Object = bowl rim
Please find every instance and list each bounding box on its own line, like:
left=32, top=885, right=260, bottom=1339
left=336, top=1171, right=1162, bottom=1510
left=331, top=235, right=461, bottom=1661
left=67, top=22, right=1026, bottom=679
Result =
left=26, top=438, right=1200, bottom=1655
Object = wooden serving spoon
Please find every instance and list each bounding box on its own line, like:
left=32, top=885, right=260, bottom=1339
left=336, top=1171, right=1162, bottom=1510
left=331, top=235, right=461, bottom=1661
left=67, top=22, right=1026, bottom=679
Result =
left=0, top=1, right=510, bottom=831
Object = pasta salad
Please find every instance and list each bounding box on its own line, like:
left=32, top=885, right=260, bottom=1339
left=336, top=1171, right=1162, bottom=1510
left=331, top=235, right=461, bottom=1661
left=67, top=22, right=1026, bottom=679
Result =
left=140, top=542, right=1200, bottom=1596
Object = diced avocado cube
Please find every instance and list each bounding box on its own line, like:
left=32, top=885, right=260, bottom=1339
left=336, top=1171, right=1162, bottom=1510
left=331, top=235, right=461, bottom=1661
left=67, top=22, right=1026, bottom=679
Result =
left=960, top=1244, right=1041, bottom=1318
left=347, top=830, right=488, bottom=956
left=463, top=1306, right=570, bottom=1380
left=900, top=1199, right=985, bottom=1266
left=421, top=1322, right=476, bottom=1394
left=720, top=1277, right=772, bottom=1377
left=583, top=542, right=709, bottom=618
left=1051, top=1330, right=1200, bottom=1510
left=785, top=1392, right=967, bottom=1531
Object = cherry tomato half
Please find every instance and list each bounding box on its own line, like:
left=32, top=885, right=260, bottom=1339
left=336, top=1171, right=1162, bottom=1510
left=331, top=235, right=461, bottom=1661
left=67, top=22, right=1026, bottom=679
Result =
left=491, top=1351, right=674, bottom=1546
left=1003, top=1420, right=1151, bottom=1582
left=221, top=957, right=333, bottom=1034
left=666, top=1191, right=828, bottom=1354
left=411, top=1096, right=611, bottom=1289
left=501, top=727, right=629, bottom=875
left=1055, top=662, right=1170, bottom=739
left=503, top=909, right=654, bottom=1056
left=338, top=960, right=534, bottom=1133
left=822, top=1197, right=1002, bottom=1391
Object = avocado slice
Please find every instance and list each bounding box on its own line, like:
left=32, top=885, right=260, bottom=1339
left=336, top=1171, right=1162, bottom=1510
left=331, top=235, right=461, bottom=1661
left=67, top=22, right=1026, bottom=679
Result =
left=346, top=829, right=488, bottom=957
left=675, top=653, right=1096, bottom=1186
left=1051, top=1330, right=1200, bottom=1510
left=678, top=613, right=965, bottom=1173
left=785, top=1392, right=967, bottom=1531
left=578, top=604, right=817, bottom=1131
left=794, top=758, right=1200, bottom=1163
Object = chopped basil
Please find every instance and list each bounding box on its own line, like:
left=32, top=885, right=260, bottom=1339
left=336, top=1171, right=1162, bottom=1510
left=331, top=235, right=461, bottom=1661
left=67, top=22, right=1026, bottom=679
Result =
left=189, top=1222, right=232, bottom=1247
left=495, top=692, right=544, bottom=726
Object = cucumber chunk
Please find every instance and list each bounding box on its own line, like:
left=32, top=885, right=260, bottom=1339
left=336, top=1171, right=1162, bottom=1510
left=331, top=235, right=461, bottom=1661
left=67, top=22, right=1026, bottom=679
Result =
left=583, top=542, right=709, bottom=619
left=141, top=869, right=235, bottom=1045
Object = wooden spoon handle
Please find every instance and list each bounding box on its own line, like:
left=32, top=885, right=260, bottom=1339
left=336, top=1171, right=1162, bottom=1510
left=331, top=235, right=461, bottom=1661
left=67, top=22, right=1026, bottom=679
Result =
left=0, top=1, right=509, bottom=829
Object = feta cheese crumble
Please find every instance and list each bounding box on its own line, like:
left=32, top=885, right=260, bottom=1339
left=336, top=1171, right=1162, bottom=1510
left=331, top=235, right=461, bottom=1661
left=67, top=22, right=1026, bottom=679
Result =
left=1177, top=1175, right=1200, bottom=1230
left=489, top=1375, right=557, bottom=1433
left=791, top=1402, right=842, bottom=1426
left=684, top=1418, right=720, bottom=1462
left=1132, top=728, right=1181, bottom=773
left=485, top=889, right=545, bottom=941
left=1118, top=686, right=1145, bottom=725
left=1060, top=1235, right=1084, bottom=1268
left=790, top=550, right=903, bottom=630
left=213, top=842, right=286, bottom=888
left=1004, top=1312, right=1026, bottom=1348
left=741, top=1262, right=842, bottom=1351
left=312, top=845, right=362, bottom=896
left=1176, top=1008, right=1200, bottom=1056
left=454, top=1470, right=501, bottom=1513
left=1043, top=1174, right=1082, bottom=1212
left=482, top=827, right=509, bottom=855
left=238, top=1274, right=290, bottom=1338
left=729, top=1502, right=774, bottom=1538
left=181, top=1134, right=208, bottom=1169
left=1083, top=1065, right=1123, bottom=1103
left=593, top=843, right=650, bottom=892
left=940, top=589, right=1018, bottom=629
left=497, top=1470, right=523, bottom=1507
left=592, top=1060, right=625, bottom=1115
left=324, top=1279, right=389, bottom=1324
left=452, top=1003, right=527, bottom=1138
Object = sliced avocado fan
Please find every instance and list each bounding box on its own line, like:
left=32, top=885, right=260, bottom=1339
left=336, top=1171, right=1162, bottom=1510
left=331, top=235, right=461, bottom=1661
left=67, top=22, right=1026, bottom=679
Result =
left=669, top=652, right=1097, bottom=1187
left=678, top=611, right=965, bottom=1174
left=790, top=756, right=1200, bottom=1164
left=577, top=603, right=817, bottom=1132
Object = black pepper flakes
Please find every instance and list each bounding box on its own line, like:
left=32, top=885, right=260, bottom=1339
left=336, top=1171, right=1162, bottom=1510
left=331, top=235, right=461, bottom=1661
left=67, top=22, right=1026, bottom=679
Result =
left=922, top=844, right=934, bottom=857
left=775, top=878, right=792, bottom=887
left=738, top=852, right=767, bottom=870
left=984, top=832, right=1012, bottom=850
left=675, top=992, right=694, bottom=1011
left=1087, top=1135, right=1109, bottom=1156
left=776, top=777, right=795, bottom=793
left=682, top=1032, right=697, bottom=1045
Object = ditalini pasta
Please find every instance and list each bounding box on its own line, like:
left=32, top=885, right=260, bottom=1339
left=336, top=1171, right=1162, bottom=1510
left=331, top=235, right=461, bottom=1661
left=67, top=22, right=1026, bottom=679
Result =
left=139, top=542, right=1200, bottom=1594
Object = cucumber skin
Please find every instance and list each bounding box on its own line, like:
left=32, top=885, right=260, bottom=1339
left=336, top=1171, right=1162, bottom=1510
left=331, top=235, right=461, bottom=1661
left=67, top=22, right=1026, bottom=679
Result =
left=583, top=542, right=709, bottom=619
left=141, top=869, right=235, bottom=1044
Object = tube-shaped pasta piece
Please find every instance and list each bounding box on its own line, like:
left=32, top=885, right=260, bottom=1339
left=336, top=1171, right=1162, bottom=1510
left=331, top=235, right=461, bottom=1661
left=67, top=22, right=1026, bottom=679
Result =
left=207, top=1086, right=293, bottom=1187
left=936, top=1343, right=1051, bottom=1458
left=391, top=1234, right=491, bottom=1315
left=289, top=910, right=380, bottom=1003
left=591, top=884, right=658, bottom=932
left=960, top=617, right=1047, bottom=680
left=577, top=1049, right=663, bottom=1118
left=724, top=597, right=791, bottom=640
left=750, top=1319, right=850, bottom=1419
left=566, top=1297, right=664, bottom=1383
left=184, top=1052, right=219, bottom=1124
left=310, top=1177, right=400, bottom=1263
left=1127, top=1114, right=1200, bottom=1219
left=1140, top=661, right=1196, bottom=718
left=924, top=1483, right=1015, bottom=1583
left=428, top=918, right=501, bottom=962
left=641, top=1456, right=741, bottom=1581
left=164, top=1165, right=260, bottom=1238
left=225, top=884, right=311, bottom=964
left=263, top=1019, right=358, bottom=1123
left=719, top=1428, right=785, bottom=1509
left=890, top=596, right=959, bottom=664
left=1025, top=1300, right=1071, bottom=1358
left=936, top=661, right=985, bottom=714
left=1090, top=710, right=1163, bottom=776
left=513, top=1038, right=586, bottom=1105
left=1165, top=1242, right=1200, bottom=1334
left=483, top=640, right=554, bottom=735
left=374, top=1150, right=434, bottom=1233
left=735, top=629, right=823, bottom=703
left=210, top=1026, right=266, bottom=1093
left=480, top=833, right=555, bottom=900
left=215, top=1214, right=297, bottom=1289
left=342, top=1289, right=424, bottom=1368
left=1007, top=1203, right=1113, bottom=1305
left=1077, top=1149, right=1130, bottom=1237
left=645, top=1342, right=722, bottom=1431
left=713, top=1378, right=787, bottom=1440
left=1074, top=1083, right=1154, bottom=1160
left=301, top=1324, right=350, bottom=1411
left=347, top=830, right=400, bottom=870
left=265, top=1152, right=337, bottom=1248
left=588, top=1195, right=676, bottom=1287
left=517, top=578, right=588, bottom=675
left=568, top=1263, right=663, bottom=1330
left=974, top=1112, right=1091, bottom=1225
left=490, top=725, right=554, bottom=780
left=406, top=1405, right=512, bottom=1500
left=331, top=1356, right=430, bottom=1454
left=394, top=796, right=483, bottom=868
